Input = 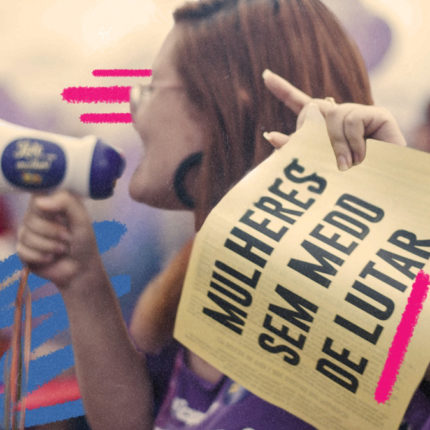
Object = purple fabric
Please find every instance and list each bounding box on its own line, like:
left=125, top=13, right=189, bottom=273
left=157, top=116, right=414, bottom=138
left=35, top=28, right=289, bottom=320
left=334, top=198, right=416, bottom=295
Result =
left=404, top=387, right=430, bottom=429
left=146, top=341, right=181, bottom=414
left=152, top=347, right=430, bottom=430
left=154, top=348, right=314, bottom=430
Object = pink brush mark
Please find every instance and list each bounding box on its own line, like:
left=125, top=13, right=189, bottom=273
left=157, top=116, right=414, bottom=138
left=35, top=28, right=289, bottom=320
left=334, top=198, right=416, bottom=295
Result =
left=92, top=69, right=152, bottom=77
left=374, top=270, right=430, bottom=404
left=62, top=86, right=131, bottom=103
left=17, top=377, right=81, bottom=410
left=80, top=113, right=132, bottom=124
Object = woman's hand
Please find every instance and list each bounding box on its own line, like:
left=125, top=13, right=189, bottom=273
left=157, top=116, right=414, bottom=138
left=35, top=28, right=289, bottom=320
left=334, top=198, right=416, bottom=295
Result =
left=263, top=70, right=430, bottom=386
left=17, top=191, right=100, bottom=289
left=18, top=191, right=155, bottom=430
left=262, top=69, right=406, bottom=171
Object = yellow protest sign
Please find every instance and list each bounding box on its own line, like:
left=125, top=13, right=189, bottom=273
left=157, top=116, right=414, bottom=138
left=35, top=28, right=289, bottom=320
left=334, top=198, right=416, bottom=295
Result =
left=174, top=107, right=430, bottom=430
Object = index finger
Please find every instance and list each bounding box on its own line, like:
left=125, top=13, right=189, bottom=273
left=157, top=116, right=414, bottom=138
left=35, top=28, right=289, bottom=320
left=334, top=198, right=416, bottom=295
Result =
left=262, top=69, right=311, bottom=114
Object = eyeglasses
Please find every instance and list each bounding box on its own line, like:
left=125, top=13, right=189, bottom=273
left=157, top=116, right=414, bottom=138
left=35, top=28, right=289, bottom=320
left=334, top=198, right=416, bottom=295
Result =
left=129, top=83, right=183, bottom=117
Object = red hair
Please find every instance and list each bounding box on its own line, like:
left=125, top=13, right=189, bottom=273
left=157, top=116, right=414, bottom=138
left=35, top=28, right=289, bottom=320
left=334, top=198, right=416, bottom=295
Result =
left=131, top=0, right=373, bottom=352
left=173, top=0, right=372, bottom=228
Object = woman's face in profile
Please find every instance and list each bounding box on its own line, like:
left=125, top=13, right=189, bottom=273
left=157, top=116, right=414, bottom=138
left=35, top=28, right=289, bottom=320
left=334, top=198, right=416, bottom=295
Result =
left=129, top=25, right=205, bottom=210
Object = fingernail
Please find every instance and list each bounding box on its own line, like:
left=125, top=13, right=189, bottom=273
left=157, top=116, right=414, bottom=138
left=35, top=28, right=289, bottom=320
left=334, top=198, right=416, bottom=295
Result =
left=337, top=155, right=349, bottom=171
left=263, top=131, right=272, bottom=142
left=262, top=69, right=272, bottom=80
left=352, top=153, right=362, bottom=166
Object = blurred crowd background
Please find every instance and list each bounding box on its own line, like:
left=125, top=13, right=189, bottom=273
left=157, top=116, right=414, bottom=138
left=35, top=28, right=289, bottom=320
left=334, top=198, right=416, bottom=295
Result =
left=0, top=0, right=430, bottom=428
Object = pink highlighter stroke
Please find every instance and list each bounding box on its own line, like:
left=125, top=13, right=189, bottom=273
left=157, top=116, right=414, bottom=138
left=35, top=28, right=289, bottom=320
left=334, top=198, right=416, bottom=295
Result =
left=62, top=69, right=152, bottom=123
left=374, top=270, right=430, bottom=404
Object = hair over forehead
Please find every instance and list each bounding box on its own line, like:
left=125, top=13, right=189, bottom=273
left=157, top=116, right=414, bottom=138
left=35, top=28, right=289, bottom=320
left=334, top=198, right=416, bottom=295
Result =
left=174, top=0, right=240, bottom=19
left=172, top=0, right=372, bottom=228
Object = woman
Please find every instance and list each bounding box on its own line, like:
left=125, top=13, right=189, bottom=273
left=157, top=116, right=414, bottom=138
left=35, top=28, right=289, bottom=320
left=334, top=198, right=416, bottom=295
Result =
left=16, top=0, right=424, bottom=429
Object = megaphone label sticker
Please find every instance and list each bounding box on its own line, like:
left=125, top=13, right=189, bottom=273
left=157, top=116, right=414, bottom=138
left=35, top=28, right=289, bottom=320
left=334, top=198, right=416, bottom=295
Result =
left=2, top=138, right=66, bottom=189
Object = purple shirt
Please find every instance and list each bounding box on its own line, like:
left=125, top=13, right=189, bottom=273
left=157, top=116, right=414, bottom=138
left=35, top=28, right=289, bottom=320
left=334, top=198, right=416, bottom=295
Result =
left=153, top=348, right=313, bottom=430
left=151, top=345, right=430, bottom=430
